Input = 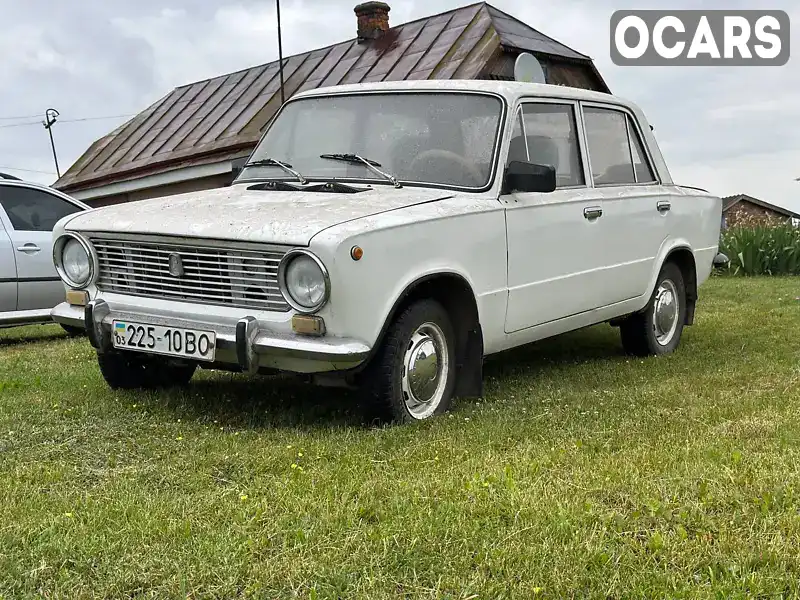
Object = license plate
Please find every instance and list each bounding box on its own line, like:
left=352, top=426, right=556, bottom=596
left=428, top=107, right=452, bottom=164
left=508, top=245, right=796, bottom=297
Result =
left=111, top=320, right=216, bottom=362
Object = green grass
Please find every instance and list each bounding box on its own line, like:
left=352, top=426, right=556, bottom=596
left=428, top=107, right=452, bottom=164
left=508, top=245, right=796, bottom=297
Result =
left=1, top=277, right=800, bottom=599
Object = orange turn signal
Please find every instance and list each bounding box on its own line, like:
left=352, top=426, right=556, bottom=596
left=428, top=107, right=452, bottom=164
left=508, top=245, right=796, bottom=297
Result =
left=350, top=245, right=363, bottom=261
left=66, top=289, right=88, bottom=306
left=292, top=314, right=326, bottom=336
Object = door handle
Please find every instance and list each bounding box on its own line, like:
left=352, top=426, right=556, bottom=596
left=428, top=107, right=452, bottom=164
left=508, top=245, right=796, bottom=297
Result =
left=583, top=206, right=603, bottom=220
left=657, top=200, right=672, bottom=213
left=16, top=243, right=41, bottom=254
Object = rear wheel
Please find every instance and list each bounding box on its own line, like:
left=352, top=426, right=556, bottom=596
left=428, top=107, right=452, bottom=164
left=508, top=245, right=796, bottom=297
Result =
left=620, top=262, right=686, bottom=356
left=363, top=299, right=456, bottom=424
left=97, top=351, right=196, bottom=390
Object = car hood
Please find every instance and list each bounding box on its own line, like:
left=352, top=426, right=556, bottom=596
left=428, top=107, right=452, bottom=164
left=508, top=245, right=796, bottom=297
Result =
left=64, top=184, right=453, bottom=246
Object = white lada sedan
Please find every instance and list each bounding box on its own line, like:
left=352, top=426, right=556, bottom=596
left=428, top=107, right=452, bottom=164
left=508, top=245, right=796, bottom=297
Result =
left=51, top=78, right=722, bottom=423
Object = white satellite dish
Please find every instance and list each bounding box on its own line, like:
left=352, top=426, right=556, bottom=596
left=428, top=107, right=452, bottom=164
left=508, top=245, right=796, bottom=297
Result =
left=514, top=52, right=546, bottom=84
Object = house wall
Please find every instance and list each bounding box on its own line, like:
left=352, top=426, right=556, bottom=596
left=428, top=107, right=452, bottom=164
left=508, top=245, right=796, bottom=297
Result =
left=86, top=173, right=234, bottom=208
left=723, top=200, right=794, bottom=228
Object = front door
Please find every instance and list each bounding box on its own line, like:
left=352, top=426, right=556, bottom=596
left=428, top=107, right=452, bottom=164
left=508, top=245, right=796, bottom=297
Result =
left=0, top=186, right=83, bottom=311
left=0, top=219, right=16, bottom=312
left=502, top=100, right=609, bottom=333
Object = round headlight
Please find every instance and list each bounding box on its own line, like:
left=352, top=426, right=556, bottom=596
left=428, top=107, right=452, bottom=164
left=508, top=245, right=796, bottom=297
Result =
left=279, top=250, right=330, bottom=313
left=55, top=234, right=93, bottom=288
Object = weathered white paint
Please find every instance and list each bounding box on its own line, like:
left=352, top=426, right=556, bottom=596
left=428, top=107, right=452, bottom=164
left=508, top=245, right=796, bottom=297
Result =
left=62, top=185, right=454, bottom=246
left=52, top=80, right=722, bottom=374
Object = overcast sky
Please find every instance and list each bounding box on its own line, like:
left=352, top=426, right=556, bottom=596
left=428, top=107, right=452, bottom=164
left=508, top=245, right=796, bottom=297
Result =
left=1, top=0, right=798, bottom=211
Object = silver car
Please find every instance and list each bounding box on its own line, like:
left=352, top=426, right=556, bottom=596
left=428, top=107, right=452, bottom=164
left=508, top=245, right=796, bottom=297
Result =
left=0, top=173, right=89, bottom=332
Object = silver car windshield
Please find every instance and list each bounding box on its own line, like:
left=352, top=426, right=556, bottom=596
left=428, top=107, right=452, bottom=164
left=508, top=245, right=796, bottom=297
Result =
left=238, top=92, right=504, bottom=190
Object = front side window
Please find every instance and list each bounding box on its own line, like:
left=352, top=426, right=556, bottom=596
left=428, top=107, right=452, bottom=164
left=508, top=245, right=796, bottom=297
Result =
left=507, top=102, right=585, bottom=188
left=505, top=109, right=527, bottom=165
left=239, top=92, right=504, bottom=190
left=0, top=187, right=81, bottom=232
left=583, top=106, right=657, bottom=186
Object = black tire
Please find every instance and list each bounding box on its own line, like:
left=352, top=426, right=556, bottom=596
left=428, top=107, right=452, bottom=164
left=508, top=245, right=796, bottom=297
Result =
left=620, top=262, right=686, bottom=357
left=362, top=299, right=457, bottom=424
left=61, top=324, right=85, bottom=337
left=97, top=351, right=196, bottom=390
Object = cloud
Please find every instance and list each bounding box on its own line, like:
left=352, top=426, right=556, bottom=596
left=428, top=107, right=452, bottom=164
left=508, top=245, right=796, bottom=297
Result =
left=1, top=0, right=798, bottom=212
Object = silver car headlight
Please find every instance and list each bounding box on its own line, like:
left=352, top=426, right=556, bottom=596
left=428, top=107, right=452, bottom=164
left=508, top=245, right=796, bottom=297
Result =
left=54, top=233, right=94, bottom=289
left=278, top=249, right=330, bottom=313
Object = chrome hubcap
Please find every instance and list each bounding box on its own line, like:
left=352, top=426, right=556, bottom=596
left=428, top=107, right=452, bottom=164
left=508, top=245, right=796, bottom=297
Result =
left=653, top=279, right=679, bottom=345
left=401, top=322, right=449, bottom=420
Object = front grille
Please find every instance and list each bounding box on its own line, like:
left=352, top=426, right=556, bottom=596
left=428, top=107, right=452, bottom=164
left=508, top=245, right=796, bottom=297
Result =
left=90, top=236, right=291, bottom=312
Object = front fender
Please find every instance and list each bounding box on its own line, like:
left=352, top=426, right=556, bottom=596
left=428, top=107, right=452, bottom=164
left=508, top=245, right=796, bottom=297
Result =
left=309, top=197, right=508, bottom=352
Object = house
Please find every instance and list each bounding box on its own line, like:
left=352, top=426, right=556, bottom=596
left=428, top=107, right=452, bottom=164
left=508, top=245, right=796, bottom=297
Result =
left=721, top=194, right=800, bottom=229
left=53, top=1, right=609, bottom=207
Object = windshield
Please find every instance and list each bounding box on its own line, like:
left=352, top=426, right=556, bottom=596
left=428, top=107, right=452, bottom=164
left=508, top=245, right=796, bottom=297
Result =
left=238, top=92, right=504, bottom=190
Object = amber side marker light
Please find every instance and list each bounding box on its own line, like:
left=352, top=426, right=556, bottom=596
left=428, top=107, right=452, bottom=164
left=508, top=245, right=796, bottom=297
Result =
left=66, top=290, right=89, bottom=306
left=350, top=245, right=363, bottom=261
left=292, top=314, right=326, bottom=336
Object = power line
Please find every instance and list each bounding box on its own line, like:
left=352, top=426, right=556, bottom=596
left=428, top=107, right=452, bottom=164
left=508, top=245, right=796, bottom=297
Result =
left=0, top=113, right=135, bottom=129
left=61, top=114, right=135, bottom=123
left=0, top=114, right=42, bottom=121
left=0, top=166, right=57, bottom=175
left=0, top=120, right=41, bottom=129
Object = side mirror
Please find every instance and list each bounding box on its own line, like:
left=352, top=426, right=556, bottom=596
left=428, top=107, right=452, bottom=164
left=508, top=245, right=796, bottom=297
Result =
left=504, top=161, right=556, bottom=194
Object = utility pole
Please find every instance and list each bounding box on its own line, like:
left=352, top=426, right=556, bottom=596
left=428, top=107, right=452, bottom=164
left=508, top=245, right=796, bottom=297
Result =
left=43, top=108, right=60, bottom=178
left=276, top=0, right=285, bottom=105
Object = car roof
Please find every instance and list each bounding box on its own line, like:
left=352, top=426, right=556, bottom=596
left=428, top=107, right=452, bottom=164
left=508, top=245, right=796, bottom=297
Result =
left=292, top=80, right=642, bottom=113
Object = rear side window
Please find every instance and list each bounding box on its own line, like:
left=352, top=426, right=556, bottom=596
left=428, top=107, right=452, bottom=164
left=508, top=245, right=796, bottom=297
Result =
left=0, top=186, right=81, bottom=231
left=583, top=106, right=657, bottom=186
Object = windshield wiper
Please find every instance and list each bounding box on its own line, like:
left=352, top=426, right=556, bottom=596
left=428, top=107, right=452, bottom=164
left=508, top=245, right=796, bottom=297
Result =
left=242, top=158, right=307, bottom=185
left=319, top=153, right=401, bottom=188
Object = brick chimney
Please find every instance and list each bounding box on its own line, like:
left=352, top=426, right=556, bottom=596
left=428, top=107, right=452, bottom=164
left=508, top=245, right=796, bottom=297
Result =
left=355, top=2, right=390, bottom=42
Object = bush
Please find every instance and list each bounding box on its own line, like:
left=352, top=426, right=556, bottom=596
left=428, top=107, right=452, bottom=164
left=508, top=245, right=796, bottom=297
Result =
left=719, top=215, right=800, bottom=276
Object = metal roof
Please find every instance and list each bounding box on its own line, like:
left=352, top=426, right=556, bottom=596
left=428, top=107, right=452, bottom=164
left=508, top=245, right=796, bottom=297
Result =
left=55, top=2, right=608, bottom=194
left=722, top=194, right=800, bottom=218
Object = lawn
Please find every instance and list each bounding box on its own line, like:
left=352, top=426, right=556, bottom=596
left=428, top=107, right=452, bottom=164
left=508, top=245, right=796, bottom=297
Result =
left=1, top=276, right=799, bottom=599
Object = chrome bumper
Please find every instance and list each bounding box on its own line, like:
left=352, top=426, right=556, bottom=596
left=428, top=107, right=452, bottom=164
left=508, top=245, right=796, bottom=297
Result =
left=0, top=308, right=54, bottom=328
left=51, top=300, right=370, bottom=374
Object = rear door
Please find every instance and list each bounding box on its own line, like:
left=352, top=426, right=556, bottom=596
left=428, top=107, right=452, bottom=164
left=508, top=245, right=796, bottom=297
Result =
left=579, top=103, right=668, bottom=302
left=0, top=216, right=16, bottom=312
left=0, top=185, right=83, bottom=310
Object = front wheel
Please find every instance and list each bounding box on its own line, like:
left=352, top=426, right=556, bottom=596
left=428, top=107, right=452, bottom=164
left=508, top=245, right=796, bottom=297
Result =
left=97, top=351, right=196, bottom=390
left=620, top=262, right=686, bottom=357
left=363, top=299, right=457, bottom=424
